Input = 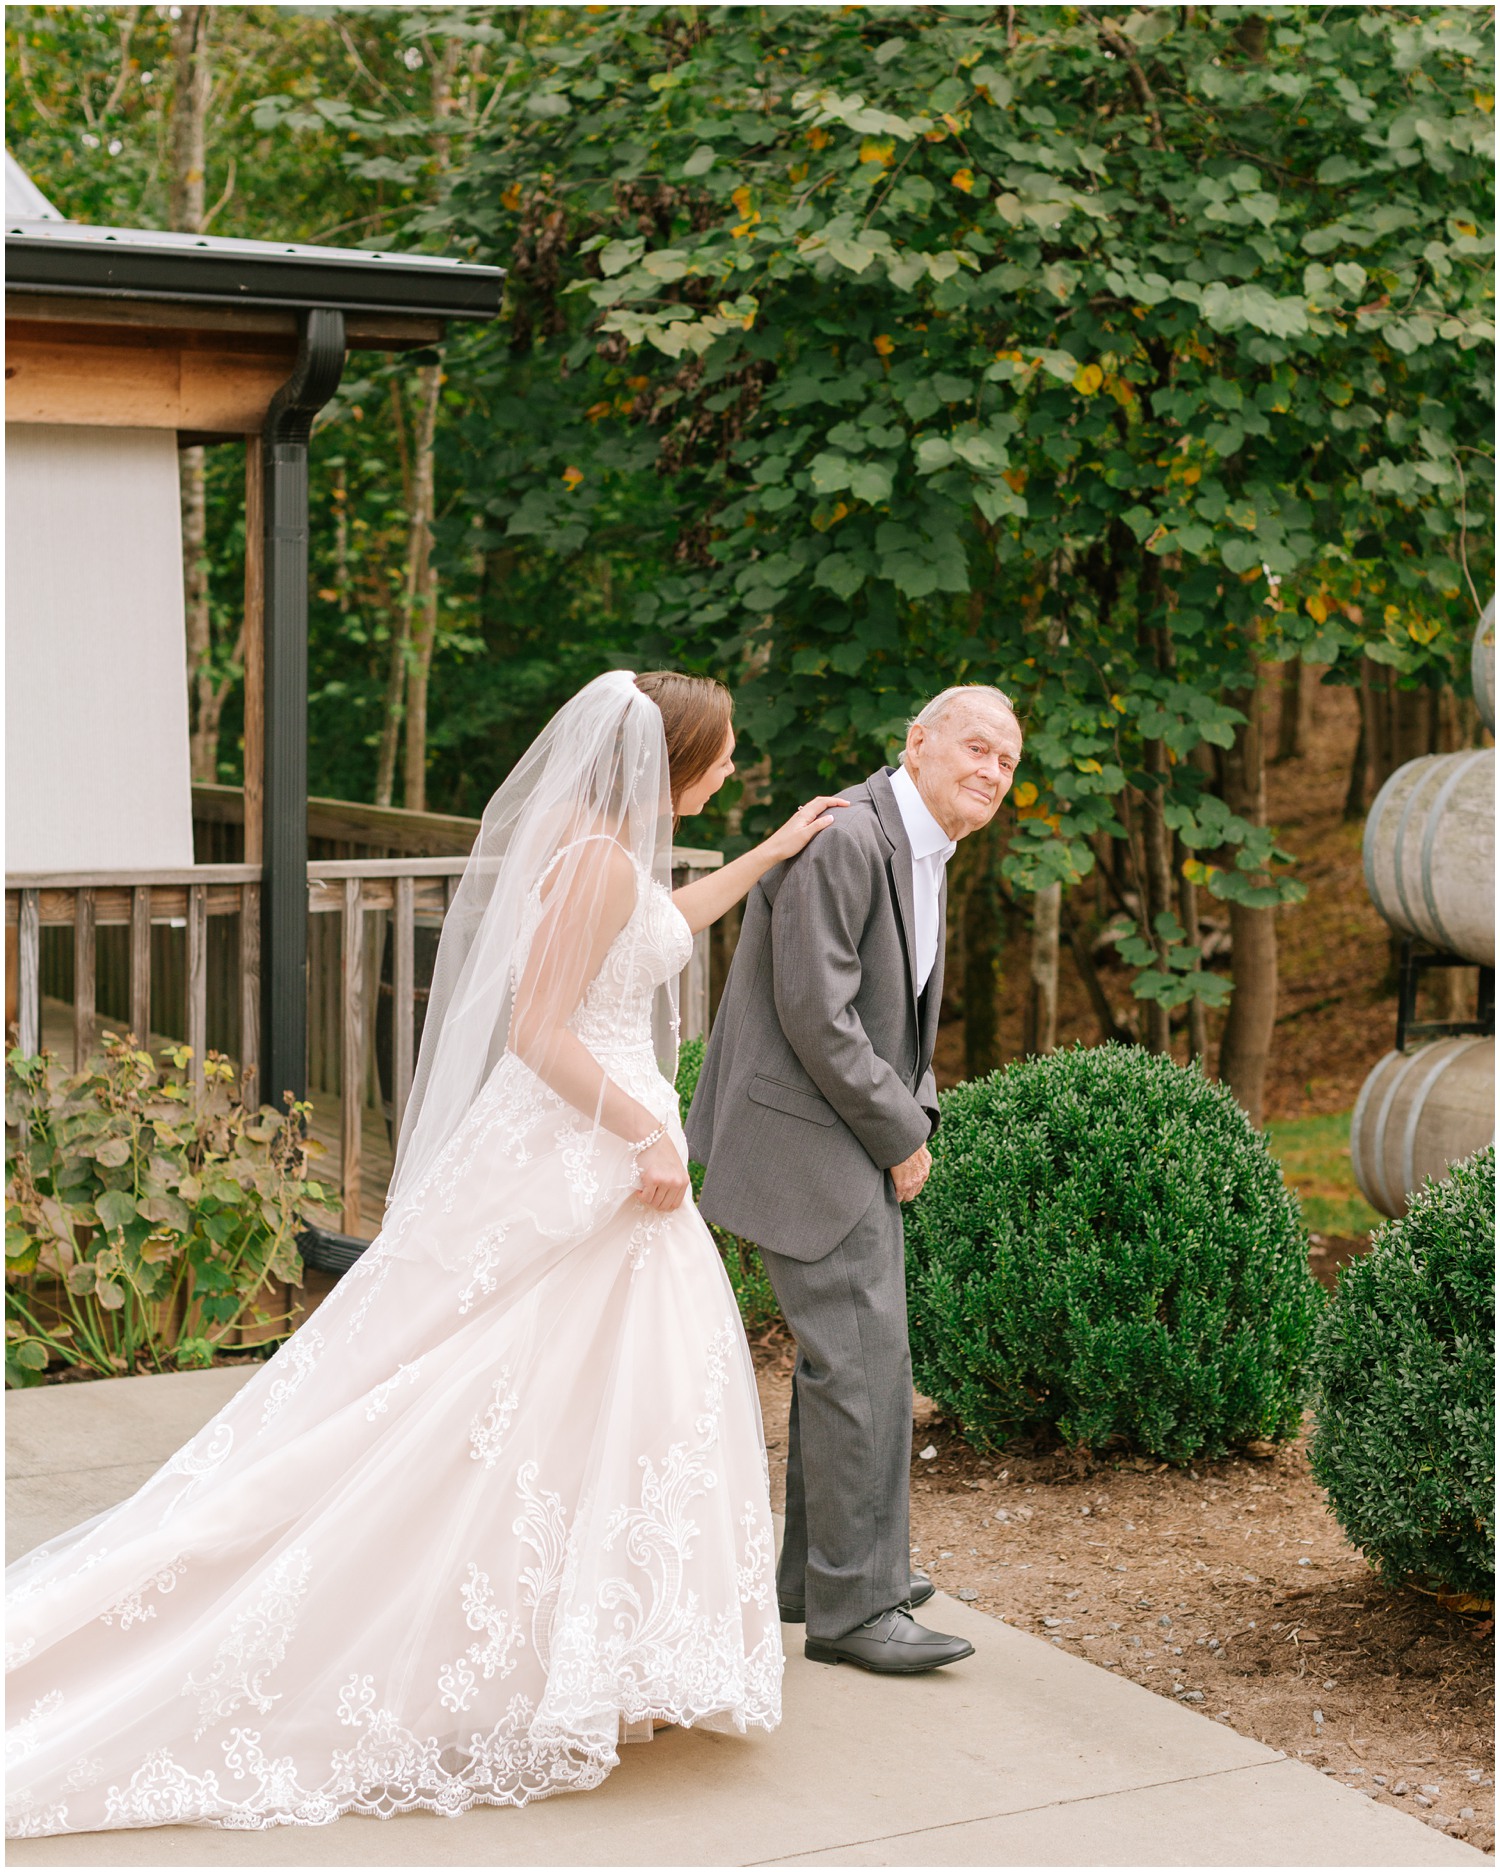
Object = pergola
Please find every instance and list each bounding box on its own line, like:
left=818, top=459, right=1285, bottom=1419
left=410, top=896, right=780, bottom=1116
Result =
left=5, top=160, right=503, bottom=1108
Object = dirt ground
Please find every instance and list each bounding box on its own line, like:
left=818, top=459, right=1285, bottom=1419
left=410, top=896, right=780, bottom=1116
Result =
left=752, top=1331, right=1495, bottom=1854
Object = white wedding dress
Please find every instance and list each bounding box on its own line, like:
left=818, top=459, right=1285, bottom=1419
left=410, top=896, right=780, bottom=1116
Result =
left=6, top=855, right=783, bottom=1836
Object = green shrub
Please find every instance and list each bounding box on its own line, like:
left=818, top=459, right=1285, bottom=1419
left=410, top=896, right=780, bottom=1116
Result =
left=904, top=1044, right=1323, bottom=1462
left=675, top=1037, right=782, bottom=1332
left=1308, top=1147, right=1494, bottom=1600
left=5, top=1033, right=327, bottom=1387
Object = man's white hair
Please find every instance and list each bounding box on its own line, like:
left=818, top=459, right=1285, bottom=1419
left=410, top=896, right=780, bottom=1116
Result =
left=900, top=684, right=1019, bottom=763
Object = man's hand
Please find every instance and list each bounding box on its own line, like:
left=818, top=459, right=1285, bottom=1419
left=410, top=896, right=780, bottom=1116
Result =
left=890, top=1143, right=931, bottom=1204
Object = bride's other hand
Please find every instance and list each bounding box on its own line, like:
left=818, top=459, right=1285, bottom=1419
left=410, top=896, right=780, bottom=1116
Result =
left=636, top=1135, right=691, bottom=1211
left=766, top=795, right=849, bottom=863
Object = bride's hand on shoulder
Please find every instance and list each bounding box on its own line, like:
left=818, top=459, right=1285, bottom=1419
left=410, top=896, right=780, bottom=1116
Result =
left=635, top=1135, right=691, bottom=1211
left=766, top=795, right=849, bottom=863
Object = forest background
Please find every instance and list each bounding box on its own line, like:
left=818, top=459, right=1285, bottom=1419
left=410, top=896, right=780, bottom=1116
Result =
left=6, top=3, right=1494, bottom=1134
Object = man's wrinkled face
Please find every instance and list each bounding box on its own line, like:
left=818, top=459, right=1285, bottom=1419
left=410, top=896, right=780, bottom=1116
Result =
left=905, top=698, right=1023, bottom=840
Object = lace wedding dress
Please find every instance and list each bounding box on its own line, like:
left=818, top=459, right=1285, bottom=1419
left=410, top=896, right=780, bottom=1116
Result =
left=6, top=852, right=783, bottom=1837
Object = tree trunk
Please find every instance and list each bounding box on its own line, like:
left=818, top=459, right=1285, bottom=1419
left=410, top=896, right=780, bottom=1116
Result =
left=962, top=821, right=1006, bottom=1078
left=1177, top=858, right=1208, bottom=1062
left=1274, top=658, right=1311, bottom=763
left=1137, top=760, right=1173, bottom=1054
left=1216, top=669, right=1276, bottom=1124
left=1342, top=707, right=1368, bottom=822
left=1359, top=660, right=1438, bottom=799
left=171, top=8, right=217, bottom=780
left=1022, top=883, right=1061, bottom=1056
left=401, top=361, right=444, bottom=815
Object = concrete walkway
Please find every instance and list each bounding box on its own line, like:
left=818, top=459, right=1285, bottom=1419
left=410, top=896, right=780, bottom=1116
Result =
left=6, top=1370, right=1487, bottom=1868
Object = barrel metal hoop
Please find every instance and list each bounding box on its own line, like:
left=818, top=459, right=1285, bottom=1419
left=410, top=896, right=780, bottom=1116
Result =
left=1417, top=748, right=1481, bottom=959
left=1369, top=1043, right=1432, bottom=1218
left=1399, top=1036, right=1477, bottom=1205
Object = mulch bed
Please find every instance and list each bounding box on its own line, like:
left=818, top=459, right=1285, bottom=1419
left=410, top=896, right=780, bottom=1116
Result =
left=751, top=1328, right=1495, bottom=1855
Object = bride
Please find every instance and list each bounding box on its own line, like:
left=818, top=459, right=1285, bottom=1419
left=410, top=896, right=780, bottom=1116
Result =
left=6, top=668, right=846, bottom=1837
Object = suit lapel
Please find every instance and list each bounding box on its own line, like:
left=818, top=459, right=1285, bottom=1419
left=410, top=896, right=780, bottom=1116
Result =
left=868, top=766, right=922, bottom=1022
left=918, top=869, right=947, bottom=1068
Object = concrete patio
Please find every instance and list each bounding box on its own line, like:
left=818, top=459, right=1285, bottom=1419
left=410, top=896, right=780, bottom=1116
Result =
left=6, top=1368, right=1488, bottom=1868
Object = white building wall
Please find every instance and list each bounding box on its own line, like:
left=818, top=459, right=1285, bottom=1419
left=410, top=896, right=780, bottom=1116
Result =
left=5, top=424, right=195, bottom=871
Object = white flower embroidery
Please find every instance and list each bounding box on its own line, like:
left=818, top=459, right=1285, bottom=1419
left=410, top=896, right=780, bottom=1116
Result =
left=182, top=1547, right=312, bottom=1739
left=468, top=1370, right=520, bottom=1469
left=436, top=1564, right=525, bottom=1714
left=363, top=1359, right=422, bottom=1421
left=101, top=1556, right=188, bottom=1630
left=103, top=1751, right=223, bottom=1827
left=259, top=1327, right=324, bottom=1428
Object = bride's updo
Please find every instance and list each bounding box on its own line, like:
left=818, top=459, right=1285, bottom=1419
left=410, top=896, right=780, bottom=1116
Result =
left=634, top=671, right=733, bottom=806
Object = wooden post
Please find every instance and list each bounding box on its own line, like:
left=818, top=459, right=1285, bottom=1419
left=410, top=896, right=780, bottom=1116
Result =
left=187, top=883, right=208, bottom=1096
left=130, top=886, right=153, bottom=1047
left=243, top=436, right=265, bottom=867
left=17, top=890, right=40, bottom=1056
left=74, top=888, right=97, bottom=1069
left=239, top=881, right=260, bottom=1109
left=341, top=877, right=364, bottom=1233
left=393, top=873, right=415, bottom=1138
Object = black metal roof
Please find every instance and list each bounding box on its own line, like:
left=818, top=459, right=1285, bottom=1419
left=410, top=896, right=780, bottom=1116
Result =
left=5, top=219, right=503, bottom=322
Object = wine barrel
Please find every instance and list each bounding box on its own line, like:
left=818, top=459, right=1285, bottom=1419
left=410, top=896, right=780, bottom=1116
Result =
left=1350, top=1036, right=1495, bottom=1219
left=1474, top=596, right=1496, bottom=735
left=1363, top=747, right=1495, bottom=966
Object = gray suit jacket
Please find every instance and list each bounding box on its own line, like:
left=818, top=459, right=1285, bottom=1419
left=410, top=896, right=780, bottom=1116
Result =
left=685, top=765, right=945, bottom=1262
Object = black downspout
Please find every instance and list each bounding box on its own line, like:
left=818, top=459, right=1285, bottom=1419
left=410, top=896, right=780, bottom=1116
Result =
left=261, top=306, right=345, bottom=1108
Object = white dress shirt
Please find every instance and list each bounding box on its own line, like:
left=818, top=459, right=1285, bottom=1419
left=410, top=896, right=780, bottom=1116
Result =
left=888, top=762, right=956, bottom=995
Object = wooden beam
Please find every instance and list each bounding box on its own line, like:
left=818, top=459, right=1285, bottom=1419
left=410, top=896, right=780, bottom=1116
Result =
left=340, top=877, right=364, bottom=1234
left=5, top=335, right=296, bottom=432
left=17, top=890, right=40, bottom=1055
left=239, top=882, right=260, bottom=1110
left=129, top=886, right=152, bottom=1045
left=187, top=884, right=208, bottom=1097
left=243, top=438, right=265, bottom=867
left=74, top=888, right=96, bottom=1069
left=393, top=874, right=415, bottom=1141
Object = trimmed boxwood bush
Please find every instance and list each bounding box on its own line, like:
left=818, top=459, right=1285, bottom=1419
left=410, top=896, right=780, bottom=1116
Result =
left=905, top=1044, right=1323, bottom=1462
left=675, top=1037, right=781, bottom=1331
left=1309, top=1146, right=1494, bottom=1600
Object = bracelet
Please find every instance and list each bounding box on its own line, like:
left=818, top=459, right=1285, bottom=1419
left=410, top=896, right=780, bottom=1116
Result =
left=627, top=1123, right=667, bottom=1156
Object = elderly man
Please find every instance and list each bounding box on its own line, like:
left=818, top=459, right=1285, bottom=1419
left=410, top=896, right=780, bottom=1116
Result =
left=686, top=684, right=1023, bottom=1673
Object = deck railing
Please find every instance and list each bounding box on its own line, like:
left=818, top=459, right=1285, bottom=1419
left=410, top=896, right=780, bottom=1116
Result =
left=6, top=841, right=721, bottom=1236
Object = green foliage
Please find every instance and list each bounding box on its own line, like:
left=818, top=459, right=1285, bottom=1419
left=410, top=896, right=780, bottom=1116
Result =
left=4, top=1034, right=327, bottom=1387
left=1308, top=1148, right=1494, bottom=1599
left=674, top=1036, right=781, bottom=1331
left=904, top=1044, right=1323, bottom=1460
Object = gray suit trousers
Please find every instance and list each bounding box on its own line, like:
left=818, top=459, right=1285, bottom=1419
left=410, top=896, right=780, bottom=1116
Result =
left=760, top=1182, right=911, bottom=1642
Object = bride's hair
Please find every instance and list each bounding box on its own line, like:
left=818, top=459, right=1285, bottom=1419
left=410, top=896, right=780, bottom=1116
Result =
left=634, top=671, right=733, bottom=806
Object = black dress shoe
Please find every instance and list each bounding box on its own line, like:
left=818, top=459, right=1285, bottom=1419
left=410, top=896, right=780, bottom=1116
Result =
left=805, top=1606, right=974, bottom=1674
left=778, top=1574, right=934, bottom=1624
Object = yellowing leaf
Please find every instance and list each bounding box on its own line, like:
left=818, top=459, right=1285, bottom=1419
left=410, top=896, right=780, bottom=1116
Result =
left=1110, top=693, right=1126, bottom=714
left=501, top=182, right=523, bottom=212
left=859, top=137, right=895, bottom=167
left=1456, top=219, right=1479, bottom=235
left=561, top=465, right=584, bottom=491
left=731, top=184, right=754, bottom=217
left=951, top=167, right=976, bottom=193
left=316, top=589, right=339, bottom=603
left=787, top=162, right=809, bottom=183
left=1076, top=758, right=1103, bottom=774
left=873, top=333, right=895, bottom=357
left=1073, top=362, right=1103, bottom=396
left=1013, top=782, right=1039, bottom=810
left=1182, top=463, right=1201, bottom=485
left=1003, top=467, right=1028, bottom=493
left=806, top=127, right=831, bottom=150
left=1473, top=93, right=1494, bottom=114
left=1306, top=593, right=1330, bottom=624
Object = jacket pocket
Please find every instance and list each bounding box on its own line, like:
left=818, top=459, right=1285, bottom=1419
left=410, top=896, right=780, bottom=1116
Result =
left=747, top=1073, right=837, bottom=1127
